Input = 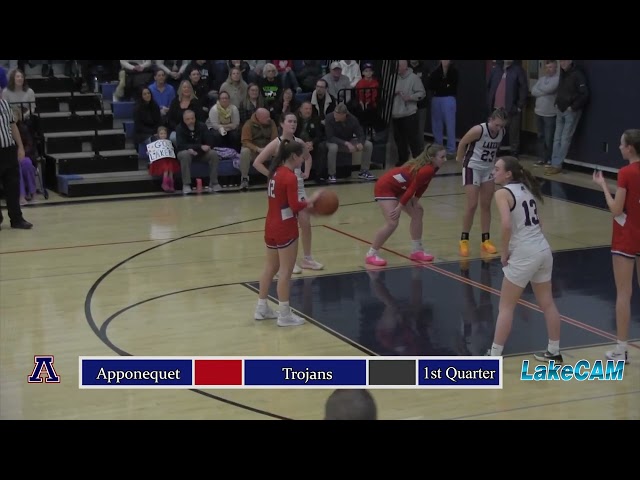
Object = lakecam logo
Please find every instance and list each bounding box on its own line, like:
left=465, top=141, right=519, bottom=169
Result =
left=521, top=359, right=624, bottom=381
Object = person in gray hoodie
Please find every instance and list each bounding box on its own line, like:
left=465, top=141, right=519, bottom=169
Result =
left=531, top=60, right=559, bottom=165
left=391, top=60, right=426, bottom=166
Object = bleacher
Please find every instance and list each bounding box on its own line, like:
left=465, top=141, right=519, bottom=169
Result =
left=8, top=60, right=394, bottom=198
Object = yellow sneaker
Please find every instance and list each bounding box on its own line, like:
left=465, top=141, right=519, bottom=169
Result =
left=459, top=239, right=470, bottom=257
left=481, top=239, right=497, bottom=254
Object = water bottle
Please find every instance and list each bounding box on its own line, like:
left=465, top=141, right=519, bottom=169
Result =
left=196, top=178, right=203, bottom=192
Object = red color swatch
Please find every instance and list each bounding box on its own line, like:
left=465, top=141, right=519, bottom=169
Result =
left=194, top=360, right=242, bottom=386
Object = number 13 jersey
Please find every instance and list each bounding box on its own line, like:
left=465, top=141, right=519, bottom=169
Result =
left=463, top=122, right=505, bottom=171
left=502, top=183, right=550, bottom=254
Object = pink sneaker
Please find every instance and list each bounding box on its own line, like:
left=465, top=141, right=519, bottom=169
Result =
left=410, top=251, right=434, bottom=262
left=366, top=255, right=387, bottom=266
left=161, top=176, right=171, bottom=192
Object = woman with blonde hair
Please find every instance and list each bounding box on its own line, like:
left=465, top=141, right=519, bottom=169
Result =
left=219, top=67, right=247, bottom=108
left=366, top=143, right=447, bottom=266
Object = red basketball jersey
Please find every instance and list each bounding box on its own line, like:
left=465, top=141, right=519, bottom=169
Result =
left=612, top=161, right=640, bottom=254
left=265, top=166, right=308, bottom=242
left=374, top=164, right=438, bottom=205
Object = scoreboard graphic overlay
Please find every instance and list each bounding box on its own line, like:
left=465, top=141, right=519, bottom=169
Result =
left=79, top=356, right=503, bottom=389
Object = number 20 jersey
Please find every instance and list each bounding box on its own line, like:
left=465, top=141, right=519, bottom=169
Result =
left=502, top=183, right=550, bottom=254
left=463, top=122, right=505, bottom=171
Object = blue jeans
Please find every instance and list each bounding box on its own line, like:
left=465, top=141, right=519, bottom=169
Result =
left=551, top=109, right=582, bottom=167
left=536, top=114, right=556, bottom=163
left=431, top=96, right=457, bottom=154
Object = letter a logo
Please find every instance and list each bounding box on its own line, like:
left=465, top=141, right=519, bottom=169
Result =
left=28, top=355, right=61, bottom=384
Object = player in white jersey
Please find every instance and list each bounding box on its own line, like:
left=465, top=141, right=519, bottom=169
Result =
left=253, top=112, right=324, bottom=272
left=456, top=108, right=507, bottom=257
left=488, top=156, right=563, bottom=363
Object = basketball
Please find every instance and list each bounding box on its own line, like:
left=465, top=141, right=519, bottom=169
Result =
left=312, top=190, right=339, bottom=216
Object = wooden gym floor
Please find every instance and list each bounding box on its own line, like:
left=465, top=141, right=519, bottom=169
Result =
left=1, top=156, right=638, bottom=420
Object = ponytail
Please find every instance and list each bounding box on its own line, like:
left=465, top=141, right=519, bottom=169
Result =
left=500, top=155, right=543, bottom=202
left=520, top=167, right=543, bottom=202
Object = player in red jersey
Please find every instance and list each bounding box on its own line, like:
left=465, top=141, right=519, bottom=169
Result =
left=365, top=143, right=447, bottom=266
left=254, top=140, right=323, bottom=327
left=592, top=128, right=640, bottom=364
left=253, top=112, right=324, bottom=273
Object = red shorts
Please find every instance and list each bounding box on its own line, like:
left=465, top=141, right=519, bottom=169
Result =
left=611, top=234, right=640, bottom=259
left=374, top=183, right=400, bottom=201
left=265, top=235, right=298, bottom=250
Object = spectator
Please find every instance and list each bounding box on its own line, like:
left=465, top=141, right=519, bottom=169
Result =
left=354, top=62, right=380, bottom=132
left=117, top=60, right=154, bottom=101
left=11, top=106, right=37, bottom=204
left=392, top=60, right=426, bottom=166
left=207, top=90, right=241, bottom=150
left=186, top=67, right=211, bottom=112
left=545, top=59, right=589, bottom=175
left=322, top=62, right=352, bottom=102
left=238, top=108, right=278, bottom=191
left=147, top=126, right=180, bottom=193
left=310, top=78, right=336, bottom=125
left=2, top=69, right=36, bottom=118
left=296, top=60, right=323, bottom=93
left=182, top=60, right=217, bottom=100
left=259, top=63, right=282, bottom=112
left=0, top=65, right=7, bottom=89
left=324, top=102, right=375, bottom=182
left=175, top=109, right=221, bottom=194
left=410, top=60, right=430, bottom=148
left=428, top=60, right=458, bottom=157
left=238, top=83, right=265, bottom=125
left=219, top=67, right=248, bottom=109
left=155, top=60, right=189, bottom=90
left=532, top=60, right=559, bottom=166
left=339, top=60, right=362, bottom=87
left=486, top=60, right=528, bottom=157
left=133, top=87, right=162, bottom=146
left=166, top=80, right=206, bottom=135
left=245, top=60, right=267, bottom=84
left=272, top=60, right=301, bottom=92
left=227, top=60, right=251, bottom=84
left=324, top=389, right=377, bottom=420
left=295, top=101, right=326, bottom=183
left=148, top=69, right=176, bottom=121
left=271, top=88, right=300, bottom=121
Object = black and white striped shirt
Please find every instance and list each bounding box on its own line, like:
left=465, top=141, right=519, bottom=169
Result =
left=0, top=98, right=16, bottom=148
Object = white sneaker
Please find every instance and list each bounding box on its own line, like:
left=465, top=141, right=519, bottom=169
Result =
left=183, top=186, right=192, bottom=194
left=254, top=305, right=278, bottom=320
left=606, top=350, right=629, bottom=364
left=277, top=312, right=305, bottom=327
left=301, top=258, right=324, bottom=270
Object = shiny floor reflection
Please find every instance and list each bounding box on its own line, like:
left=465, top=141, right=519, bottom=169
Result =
left=250, top=247, right=639, bottom=357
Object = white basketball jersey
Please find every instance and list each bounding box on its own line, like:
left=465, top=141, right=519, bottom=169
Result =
left=463, top=123, right=505, bottom=170
left=503, top=183, right=549, bottom=253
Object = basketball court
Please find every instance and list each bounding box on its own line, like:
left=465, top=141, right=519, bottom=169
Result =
left=1, top=157, right=638, bottom=420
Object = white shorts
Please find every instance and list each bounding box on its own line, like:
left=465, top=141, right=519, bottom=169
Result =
left=295, top=168, right=306, bottom=201
left=463, top=166, right=494, bottom=187
left=503, top=247, right=553, bottom=288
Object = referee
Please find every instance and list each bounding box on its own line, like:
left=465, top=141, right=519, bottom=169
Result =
left=0, top=92, right=32, bottom=230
